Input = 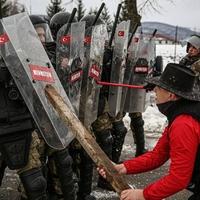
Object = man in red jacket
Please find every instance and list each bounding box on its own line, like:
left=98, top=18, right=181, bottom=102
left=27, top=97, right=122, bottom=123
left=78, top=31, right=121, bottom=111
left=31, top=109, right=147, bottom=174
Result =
left=98, top=63, right=200, bottom=200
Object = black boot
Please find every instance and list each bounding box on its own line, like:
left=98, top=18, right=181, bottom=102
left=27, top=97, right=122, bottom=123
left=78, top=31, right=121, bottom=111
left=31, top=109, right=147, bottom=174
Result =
left=77, top=194, right=96, bottom=200
left=112, top=120, right=127, bottom=163
left=94, top=129, right=114, bottom=191
left=76, top=149, right=96, bottom=200
left=19, top=168, right=47, bottom=200
left=0, top=158, right=7, bottom=186
left=130, top=113, right=147, bottom=157
left=52, top=148, right=76, bottom=200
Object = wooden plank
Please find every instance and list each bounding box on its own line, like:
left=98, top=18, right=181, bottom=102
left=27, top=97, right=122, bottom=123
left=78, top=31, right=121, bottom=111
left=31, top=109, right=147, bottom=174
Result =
left=45, top=84, right=131, bottom=194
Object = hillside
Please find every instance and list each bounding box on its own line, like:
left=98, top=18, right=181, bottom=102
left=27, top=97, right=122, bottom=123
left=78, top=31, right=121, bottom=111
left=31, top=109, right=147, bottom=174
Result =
left=141, top=21, right=199, bottom=41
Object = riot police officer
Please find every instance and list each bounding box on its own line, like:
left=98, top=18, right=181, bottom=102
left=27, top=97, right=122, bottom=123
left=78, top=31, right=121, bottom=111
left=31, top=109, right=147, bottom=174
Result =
left=79, top=14, right=127, bottom=190
left=50, top=12, right=96, bottom=200
left=179, top=34, right=200, bottom=97
left=180, top=34, right=200, bottom=67
left=0, top=52, right=47, bottom=199
left=79, top=14, right=113, bottom=191
left=28, top=14, right=76, bottom=200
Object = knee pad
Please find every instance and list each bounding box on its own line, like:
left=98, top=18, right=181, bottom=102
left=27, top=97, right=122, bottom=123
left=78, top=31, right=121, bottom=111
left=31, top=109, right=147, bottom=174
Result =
left=95, top=130, right=113, bottom=159
left=53, top=148, right=73, bottom=169
left=20, top=168, right=47, bottom=200
left=112, top=120, right=127, bottom=136
left=52, top=148, right=76, bottom=200
left=95, top=129, right=113, bottom=147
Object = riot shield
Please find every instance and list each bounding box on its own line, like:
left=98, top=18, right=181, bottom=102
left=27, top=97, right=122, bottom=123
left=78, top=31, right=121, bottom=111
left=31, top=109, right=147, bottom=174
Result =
left=79, top=24, right=108, bottom=128
left=108, top=20, right=130, bottom=117
left=120, top=34, right=140, bottom=112
left=56, top=21, right=85, bottom=115
left=123, top=36, right=154, bottom=113
left=0, top=12, right=75, bottom=149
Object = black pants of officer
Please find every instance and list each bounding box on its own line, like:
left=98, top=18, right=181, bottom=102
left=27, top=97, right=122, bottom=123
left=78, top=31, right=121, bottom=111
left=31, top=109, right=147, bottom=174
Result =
left=17, top=130, right=76, bottom=200
left=69, top=139, right=95, bottom=200
left=129, top=112, right=147, bottom=157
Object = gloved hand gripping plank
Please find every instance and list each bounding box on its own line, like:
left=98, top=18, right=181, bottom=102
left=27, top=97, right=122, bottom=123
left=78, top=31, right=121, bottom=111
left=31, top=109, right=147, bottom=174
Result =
left=45, top=84, right=131, bottom=194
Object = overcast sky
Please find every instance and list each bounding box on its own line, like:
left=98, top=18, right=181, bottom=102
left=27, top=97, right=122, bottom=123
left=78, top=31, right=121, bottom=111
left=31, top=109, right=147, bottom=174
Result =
left=19, top=0, right=200, bottom=31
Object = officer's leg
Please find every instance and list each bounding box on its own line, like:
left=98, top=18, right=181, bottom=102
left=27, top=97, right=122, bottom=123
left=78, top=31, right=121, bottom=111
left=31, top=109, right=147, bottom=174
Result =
left=0, top=155, right=7, bottom=186
left=49, top=147, right=76, bottom=200
left=129, top=112, right=147, bottom=157
left=92, top=112, right=113, bottom=160
left=92, top=112, right=113, bottom=190
left=111, top=113, right=127, bottom=163
left=69, top=139, right=95, bottom=200
left=46, top=158, right=64, bottom=200
left=76, top=148, right=95, bottom=200
left=19, top=168, right=47, bottom=200
left=18, top=131, right=47, bottom=200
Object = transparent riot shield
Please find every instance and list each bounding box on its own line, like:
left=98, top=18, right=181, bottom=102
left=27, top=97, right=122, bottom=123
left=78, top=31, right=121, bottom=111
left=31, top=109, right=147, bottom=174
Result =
left=56, top=21, right=85, bottom=115
left=108, top=20, right=130, bottom=117
left=79, top=24, right=108, bottom=128
left=120, top=34, right=140, bottom=112
left=0, top=12, right=75, bottom=149
left=123, top=36, right=154, bottom=113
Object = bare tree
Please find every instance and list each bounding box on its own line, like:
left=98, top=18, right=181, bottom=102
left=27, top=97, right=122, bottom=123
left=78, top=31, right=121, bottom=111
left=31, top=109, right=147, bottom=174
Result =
left=120, top=0, right=174, bottom=31
left=77, top=0, right=85, bottom=21
left=138, top=0, right=173, bottom=15
left=120, top=0, right=141, bottom=31
left=46, top=0, right=65, bottom=19
left=101, top=5, right=112, bottom=27
left=9, top=0, right=25, bottom=15
left=0, top=0, right=12, bottom=17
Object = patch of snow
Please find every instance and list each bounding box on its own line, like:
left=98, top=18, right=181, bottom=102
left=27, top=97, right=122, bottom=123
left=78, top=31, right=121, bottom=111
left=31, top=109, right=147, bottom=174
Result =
left=91, top=190, right=118, bottom=199
left=156, top=44, right=185, bottom=66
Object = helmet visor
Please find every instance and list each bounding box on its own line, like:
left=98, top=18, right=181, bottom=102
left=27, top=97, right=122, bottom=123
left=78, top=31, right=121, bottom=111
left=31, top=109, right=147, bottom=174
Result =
left=34, top=23, right=53, bottom=43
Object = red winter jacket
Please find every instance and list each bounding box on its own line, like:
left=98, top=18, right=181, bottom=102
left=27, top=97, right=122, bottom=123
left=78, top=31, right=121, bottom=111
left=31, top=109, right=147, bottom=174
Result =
left=123, top=115, right=200, bottom=200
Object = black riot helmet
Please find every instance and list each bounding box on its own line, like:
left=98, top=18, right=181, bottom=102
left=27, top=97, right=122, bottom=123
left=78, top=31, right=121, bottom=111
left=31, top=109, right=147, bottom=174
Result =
left=29, top=15, right=53, bottom=43
left=39, top=15, right=50, bottom=24
left=80, top=14, right=105, bottom=30
left=30, top=15, right=46, bottom=25
left=50, top=12, right=78, bottom=40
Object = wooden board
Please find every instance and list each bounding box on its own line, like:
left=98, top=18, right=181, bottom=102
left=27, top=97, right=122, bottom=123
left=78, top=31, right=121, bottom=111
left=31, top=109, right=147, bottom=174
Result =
left=45, top=84, right=131, bottom=194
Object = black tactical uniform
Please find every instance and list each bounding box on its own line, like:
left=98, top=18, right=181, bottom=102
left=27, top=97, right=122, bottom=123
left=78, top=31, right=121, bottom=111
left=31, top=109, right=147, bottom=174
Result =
left=59, top=14, right=98, bottom=200
left=80, top=15, right=127, bottom=190
left=129, top=112, right=147, bottom=157
left=0, top=57, right=47, bottom=199
left=50, top=12, right=95, bottom=200
left=96, top=46, right=128, bottom=165
left=29, top=15, right=76, bottom=200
